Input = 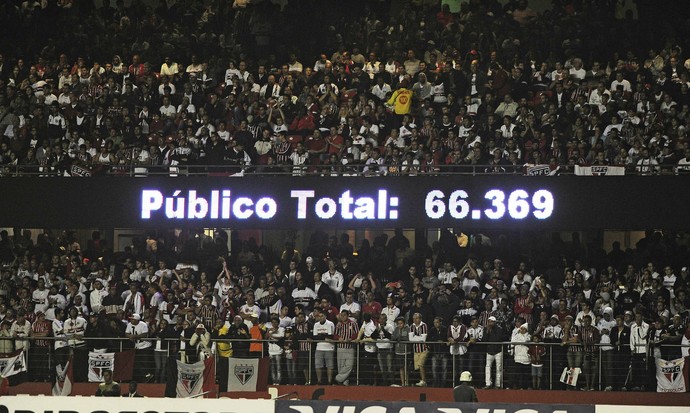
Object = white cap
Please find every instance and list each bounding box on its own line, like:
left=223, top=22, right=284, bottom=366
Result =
left=130, top=314, right=141, bottom=321
left=488, top=316, right=497, bottom=322
left=459, top=371, right=473, bottom=382
left=306, top=256, right=313, bottom=263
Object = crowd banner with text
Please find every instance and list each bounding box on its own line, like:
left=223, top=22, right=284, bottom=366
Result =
left=176, top=357, right=215, bottom=398
left=656, top=357, right=687, bottom=392
left=0, top=351, right=26, bottom=378
left=524, top=164, right=560, bottom=176
left=574, top=165, right=625, bottom=176
left=72, top=349, right=135, bottom=383
left=227, top=357, right=269, bottom=392
left=276, top=401, right=595, bottom=413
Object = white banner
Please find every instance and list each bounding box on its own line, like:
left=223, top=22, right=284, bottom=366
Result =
left=52, top=359, right=72, bottom=396
left=524, top=164, right=560, bottom=176
left=574, top=165, right=625, bottom=176
left=560, top=367, right=581, bottom=386
left=88, top=351, right=114, bottom=382
left=656, top=357, right=686, bottom=392
left=228, top=358, right=261, bottom=391
left=176, top=359, right=206, bottom=398
left=0, top=350, right=27, bottom=377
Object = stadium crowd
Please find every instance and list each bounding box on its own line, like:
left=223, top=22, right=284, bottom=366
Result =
left=0, top=227, right=689, bottom=391
left=0, top=0, right=689, bottom=176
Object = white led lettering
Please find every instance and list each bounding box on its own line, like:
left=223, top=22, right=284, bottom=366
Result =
left=255, top=197, right=277, bottom=219
left=165, top=190, right=185, bottom=219
left=377, top=190, right=388, bottom=219
left=315, top=197, right=337, bottom=219
left=187, top=190, right=209, bottom=219
left=339, top=190, right=355, bottom=219
left=141, top=190, right=163, bottom=219
left=353, top=197, right=375, bottom=219
left=233, top=197, right=254, bottom=219
left=291, top=190, right=316, bottom=219
left=221, top=190, right=231, bottom=219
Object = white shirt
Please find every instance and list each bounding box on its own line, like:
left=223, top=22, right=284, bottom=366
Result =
left=89, top=288, right=108, bottom=313
left=630, top=321, right=649, bottom=354
left=52, top=319, right=68, bottom=349
left=340, top=301, right=361, bottom=316
left=361, top=320, right=378, bottom=353
left=313, top=320, right=335, bottom=351
left=438, top=270, right=457, bottom=285
left=32, top=288, right=50, bottom=313
left=380, top=306, right=400, bottom=328
left=266, top=325, right=285, bottom=355
left=126, top=321, right=151, bottom=349
left=322, top=270, right=344, bottom=294
left=63, top=316, right=87, bottom=346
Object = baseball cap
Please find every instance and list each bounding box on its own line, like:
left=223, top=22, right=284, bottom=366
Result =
left=488, top=316, right=497, bottom=322
left=130, top=314, right=141, bottom=321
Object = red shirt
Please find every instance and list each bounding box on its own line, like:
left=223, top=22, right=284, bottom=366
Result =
left=362, top=301, right=382, bottom=319
left=327, top=134, right=344, bottom=154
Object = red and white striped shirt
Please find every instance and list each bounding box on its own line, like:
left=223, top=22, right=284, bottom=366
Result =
left=409, top=321, right=428, bottom=353
left=335, top=318, right=359, bottom=349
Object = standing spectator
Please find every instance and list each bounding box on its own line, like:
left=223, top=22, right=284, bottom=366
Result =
left=465, top=316, right=484, bottom=385
left=375, top=313, right=394, bottom=386
left=312, top=311, right=335, bottom=385
left=266, top=315, right=285, bottom=385
left=29, top=311, right=51, bottom=382
left=561, top=315, right=581, bottom=389
left=152, top=319, right=176, bottom=383
left=189, top=324, right=211, bottom=362
left=629, top=313, right=649, bottom=390
left=580, top=315, right=601, bottom=391
left=392, top=316, right=411, bottom=387
left=610, top=314, right=632, bottom=388
left=427, top=316, right=448, bottom=387
left=512, top=323, right=531, bottom=389
left=356, top=312, right=379, bottom=384
left=293, top=312, right=312, bottom=384
left=334, top=309, right=358, bottom=385
left=528, top=334, right=546, bottom=389
left=484, top=315, right=505, bottom=389
left=63, top=307, right=86, bottom=348
left=597, top=308, right=617, bottom=391
left=10, top=310, right=31, bottom=353
left=228, top=315, right=250, bottom=359
left=409, top=312, right=429, bottom=387
left=125, top=313, right=152, bottom=383
left=51, top=308, right=68, bottom=368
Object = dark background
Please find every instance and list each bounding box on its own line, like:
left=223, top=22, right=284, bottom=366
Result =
left=0, top=176, right=682, bottom=230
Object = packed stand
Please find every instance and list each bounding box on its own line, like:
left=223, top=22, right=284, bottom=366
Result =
left=0, top=1, right=689, bottom=176
left=0, top=227, right=688, bottom=390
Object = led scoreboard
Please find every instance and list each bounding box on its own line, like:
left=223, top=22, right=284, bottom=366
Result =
left=0, top=176, right=683, bottom=230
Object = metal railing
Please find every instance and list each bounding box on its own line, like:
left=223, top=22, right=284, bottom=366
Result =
left=1, top=336, right=685, bottom=390
left=0, top=162, right=684, bottom=177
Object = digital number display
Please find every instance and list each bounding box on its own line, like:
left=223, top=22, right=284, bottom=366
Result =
left=0, top=176, right=684, bottom=230
left=424, top=189, right=554, bottom=221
